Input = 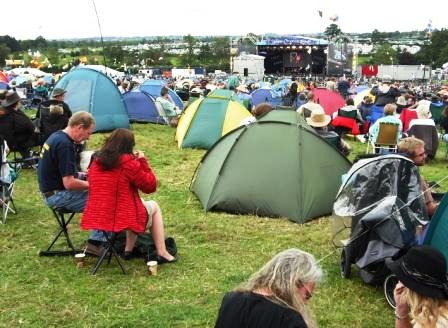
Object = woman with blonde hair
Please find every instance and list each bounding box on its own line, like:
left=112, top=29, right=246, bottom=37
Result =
left=389, top=245, right=448, bottom=327
left=215, top=248, right=323, bottom=328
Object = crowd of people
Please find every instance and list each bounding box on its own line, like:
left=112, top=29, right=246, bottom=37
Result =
left=2, top=67, right=448, bottom=327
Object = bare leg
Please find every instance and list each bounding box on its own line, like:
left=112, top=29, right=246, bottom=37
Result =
left=125, top=230, right=138, bottom=252
left=148, top=201, right=174, bottom=261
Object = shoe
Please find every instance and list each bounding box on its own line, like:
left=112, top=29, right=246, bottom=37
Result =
left=151, top=255, right=177, bottom=265
left=85, top=241, right=106, bottom=257
left=123, top=251, right=133, bottom=261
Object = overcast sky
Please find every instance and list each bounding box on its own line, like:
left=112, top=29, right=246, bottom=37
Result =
left=1, top=0, right=446, bottom=40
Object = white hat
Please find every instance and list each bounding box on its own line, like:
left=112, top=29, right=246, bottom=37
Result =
left=306, top=108, right=331, bottom=127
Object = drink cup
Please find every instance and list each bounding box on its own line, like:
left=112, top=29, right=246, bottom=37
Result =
left=147, top=261, right=158, bottom=276
left=74, top=253, right=86, bottom=268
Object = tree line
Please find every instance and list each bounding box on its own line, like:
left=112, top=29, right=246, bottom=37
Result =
left=1, top=29, right=447, bottom=73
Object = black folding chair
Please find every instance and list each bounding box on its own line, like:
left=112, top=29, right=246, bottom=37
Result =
left=91, top=231, right=126, bottom=275
left=39, top=208, right=80, bottom=256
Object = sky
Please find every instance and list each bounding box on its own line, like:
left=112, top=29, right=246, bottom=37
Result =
left=1, top=0, right=446, bottom=40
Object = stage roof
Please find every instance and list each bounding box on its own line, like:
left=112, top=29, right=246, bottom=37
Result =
left=257, top=35, right=328, bottom=46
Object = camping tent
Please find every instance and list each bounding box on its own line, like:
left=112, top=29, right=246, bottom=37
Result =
left=53, top=67, right=130, bottom=131
left=176, top=97, right=252, bottom=149
left=123, top=90, right=167, bottom=124
left=207, top=89, right=239, bottom=101
left=191, top=110, right=351, bottom=223
left=251, top=88, right=283, bottom=107
left=140, top=80, right=184, bottom=110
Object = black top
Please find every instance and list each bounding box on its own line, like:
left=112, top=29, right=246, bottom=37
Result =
left=37, top=130, right=77, bottom=193
left=215, top=291, right=307, bottom=328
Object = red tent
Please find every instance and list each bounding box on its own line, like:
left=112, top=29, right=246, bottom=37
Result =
left=313, top=88, right=346, bottom=116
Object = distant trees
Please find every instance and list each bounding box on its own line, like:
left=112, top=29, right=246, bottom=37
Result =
left=324, top=24, right=342, bottom=41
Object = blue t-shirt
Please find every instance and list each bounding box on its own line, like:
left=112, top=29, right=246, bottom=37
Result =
left=37, top=130, right=77, bottom=193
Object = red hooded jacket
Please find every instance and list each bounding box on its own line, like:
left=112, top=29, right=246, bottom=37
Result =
left=81, top=154, right=157, bottom=233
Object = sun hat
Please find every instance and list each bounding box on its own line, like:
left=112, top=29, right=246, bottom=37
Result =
left=1, top=91, right=21, bottom=107
left=382, top=75, right=392, bottom=83
left=306, top=107, right=331, bottom=128
left=52, top=88, right=67, bottom=97
left=396, top=96, right=406, bottom=106
left=387, top=245, right=448, bottom=299
left=236, top=85, right=249, bottom=93
left=416, top=100, right=431, bottom=119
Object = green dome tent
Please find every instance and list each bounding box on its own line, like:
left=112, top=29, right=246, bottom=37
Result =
left=190, top=111, right=352, bottom=223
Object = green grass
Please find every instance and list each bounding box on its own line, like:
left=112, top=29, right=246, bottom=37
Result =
left=1, top=124, right=447, bottom=327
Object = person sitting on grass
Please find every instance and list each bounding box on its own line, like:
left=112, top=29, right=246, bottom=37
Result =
left=215, top=248, right=322, bottom=328
left=81, top=128, right=176, bottom=263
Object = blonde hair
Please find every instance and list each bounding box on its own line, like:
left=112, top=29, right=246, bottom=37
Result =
left=384, top=103, right=397, bottom=116
left=236, top=248, right=323, bottom=328
left=405, top=288, right=448, bottom=328
left=68, top=111, right=95, bottom=129
left=398, top=137, right=425, bottom=157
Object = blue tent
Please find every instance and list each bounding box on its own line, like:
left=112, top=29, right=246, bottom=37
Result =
left=251, top=88, right=283, bottom=107
left=0, top=82, right=8, bottom=90
left=53, top=68, right=130, bottom=131
left=140, top=80, right=184, bottom=110
left=123, top=90, right=167, bottom=124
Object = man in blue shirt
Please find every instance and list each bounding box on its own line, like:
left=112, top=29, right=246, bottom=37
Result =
left=37, top=111, right=103, bottom=252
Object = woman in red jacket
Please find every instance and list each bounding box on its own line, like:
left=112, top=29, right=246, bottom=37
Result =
left=81, top=128, right=175, bottom=263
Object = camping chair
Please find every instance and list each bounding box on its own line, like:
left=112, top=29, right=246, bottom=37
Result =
left=408, top=124, right=439, bottom=160
left=366, top=122, right=399, bottom=154
left=91, top=231, right=126, bottom=275
left=39, top=209, right=80, bottom=256
left=1, top=139, right=18, bottom=224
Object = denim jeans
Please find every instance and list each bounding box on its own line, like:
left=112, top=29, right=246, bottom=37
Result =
left=44, top=190, right=104, bottom=242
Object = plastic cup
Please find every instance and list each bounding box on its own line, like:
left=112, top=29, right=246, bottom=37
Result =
left=147, top=261, right=158, bottom=276
left=74, top=253, right=86, bottom=268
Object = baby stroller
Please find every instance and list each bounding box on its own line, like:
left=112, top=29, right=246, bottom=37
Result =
left=332, top=154, right=430, bottom=307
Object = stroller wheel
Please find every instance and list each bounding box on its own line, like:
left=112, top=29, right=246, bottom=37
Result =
left=340, top=248, right=351, bottom=279
left=384, top=273, right=398, bottom=309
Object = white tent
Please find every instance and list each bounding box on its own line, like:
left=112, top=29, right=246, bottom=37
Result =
left=232, top=54, right=265, bottom=81
left=8, top=67, right=51, bottom=77
left=82, top=65, right=125, bottom=79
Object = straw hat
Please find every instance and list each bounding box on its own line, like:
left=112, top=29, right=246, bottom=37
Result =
left=396, top=96, right=406, bottom=106
left=306, top=108, right=331, bottom=128
left=236, top=85, right=249, bottom=93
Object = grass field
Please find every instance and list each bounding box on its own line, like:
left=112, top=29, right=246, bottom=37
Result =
left=1, top=122, right=447, bottom=327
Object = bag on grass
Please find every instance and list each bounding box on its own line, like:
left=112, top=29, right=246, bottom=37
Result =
left=113, top=232, right=177, bottom=259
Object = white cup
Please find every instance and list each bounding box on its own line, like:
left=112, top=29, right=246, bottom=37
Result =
left=147, top=261, right=158, bottom=276
left=74, top=253, right=86, bottom=268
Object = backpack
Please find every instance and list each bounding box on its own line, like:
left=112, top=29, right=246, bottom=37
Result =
left=113, top=232, right=178, bottom=260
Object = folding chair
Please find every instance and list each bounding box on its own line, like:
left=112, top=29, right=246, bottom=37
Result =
left=39, top=208, right=80, bottom=256
left=366, top=122, right=399, bottom=154
left=91, top=231, right=126, bottom=275
left=1, top=138, right=18, bottom=224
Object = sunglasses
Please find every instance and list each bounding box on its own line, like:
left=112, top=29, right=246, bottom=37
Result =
left=298, top=282, right=313, bottom=301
